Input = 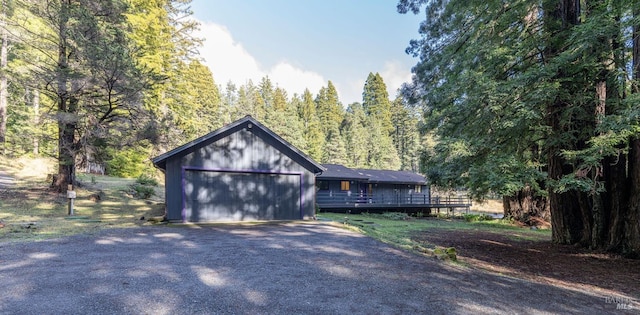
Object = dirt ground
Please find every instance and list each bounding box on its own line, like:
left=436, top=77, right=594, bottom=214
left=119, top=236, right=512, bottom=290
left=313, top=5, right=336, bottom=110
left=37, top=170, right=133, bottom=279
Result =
left=412, top=227, right=640, bottom=302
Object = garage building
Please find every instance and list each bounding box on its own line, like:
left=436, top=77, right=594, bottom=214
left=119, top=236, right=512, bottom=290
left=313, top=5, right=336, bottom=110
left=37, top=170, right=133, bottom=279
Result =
left=152, top=116, right=325, bottom=222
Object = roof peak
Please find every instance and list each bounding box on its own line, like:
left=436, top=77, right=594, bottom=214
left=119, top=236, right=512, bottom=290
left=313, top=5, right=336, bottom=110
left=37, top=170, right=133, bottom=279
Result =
left=152, top=116, right=324, bottom=173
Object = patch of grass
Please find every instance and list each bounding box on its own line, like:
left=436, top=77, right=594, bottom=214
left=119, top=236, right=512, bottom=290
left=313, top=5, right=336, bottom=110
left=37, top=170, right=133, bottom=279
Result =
left=0, top=157, right=166, bottom=243
left=0, top=156, right=55, bottom=187
left=76, top=173, right=136, bottom=191
left=462, top=213, right=495, bottom=222
left=317, top=212, right=551, bottom=258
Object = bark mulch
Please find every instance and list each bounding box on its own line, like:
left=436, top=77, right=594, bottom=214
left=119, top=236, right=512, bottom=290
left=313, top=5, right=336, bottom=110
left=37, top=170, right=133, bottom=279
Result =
left=412, top=227, right=640, bottom=301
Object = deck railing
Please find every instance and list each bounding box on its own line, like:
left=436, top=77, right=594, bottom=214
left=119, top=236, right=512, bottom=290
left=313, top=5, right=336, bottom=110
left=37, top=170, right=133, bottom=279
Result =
left=316, top=192, right=469, bottom=206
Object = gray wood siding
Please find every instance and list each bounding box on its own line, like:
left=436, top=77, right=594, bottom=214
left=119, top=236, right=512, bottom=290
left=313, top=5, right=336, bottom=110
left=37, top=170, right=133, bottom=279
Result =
left=164, top=158, right=183, bottom=221
left=164, top=126, right=316, bottom=222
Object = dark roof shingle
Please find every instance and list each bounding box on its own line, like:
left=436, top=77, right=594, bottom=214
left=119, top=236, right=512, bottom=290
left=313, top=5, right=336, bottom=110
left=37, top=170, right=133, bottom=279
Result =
left=354, top=169, right=426, bottom=185
left=317, top=164, right=369, bottom=180
left=317, top=164, right=426, bottom=185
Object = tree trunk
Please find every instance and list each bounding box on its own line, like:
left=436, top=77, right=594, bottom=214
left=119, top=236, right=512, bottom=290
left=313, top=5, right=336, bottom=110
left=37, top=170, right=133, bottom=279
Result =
left=0, top=3, right=8, bottom=148
left=547, top=101, right=586, bottom=244
left=503, top=185, right=550, bottom=225
left=32, top=89, right=39, bottom=156
left=602, top=3, right=629, bottom=252
left=54, top=1, right=74, bottom=193
left=543, top=0, right=585, bottom=245
left=624, top=3, right=640, bottom=257
left=626, top=139, right=640, bottom=257
left=604, top=152, right=628, bottom=251
left=589, top=64, right=608, bottom=249
left=546, top=89, right=587, bottom=245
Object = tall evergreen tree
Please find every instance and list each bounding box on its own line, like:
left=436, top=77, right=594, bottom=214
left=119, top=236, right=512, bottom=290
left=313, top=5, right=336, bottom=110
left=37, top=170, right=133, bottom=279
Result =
left=2, top=3, right=57, bottom=157
left=16, top=0, right=152, bottom=190
left=399, top=0, right=640, bottom=254
left=315, top=81, right=343, bottom=136
left=238, top=80, right=265, bottom=120
left=361, top=72, right=400, bottom=169
left=266, top=88, right=306, bottom=151
left=342, top=103, right=368, bottom=168
left=366, top=115, right=400, bottom=170
left=0, top=0, right=10, bottom=146
left=362, top=72, right=393, bottom=133
left=391, top=96, right=421, bottom=171
left=220, top=81, right=237, bottom=124
left=125, top=0, right=202, bottom=151
left=298, top=88, right=325, bottom=161
left=315, top=81, right=345, bottom=163
left=166, top=60, right=221, bottom=140
left=259, top=76, right=274, bottom=111
left=323, top=123, right=347, bottom=165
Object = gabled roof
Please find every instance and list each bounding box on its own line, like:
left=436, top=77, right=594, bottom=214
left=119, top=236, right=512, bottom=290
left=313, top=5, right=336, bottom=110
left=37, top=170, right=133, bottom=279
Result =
left=152, top=116, right=325, bottom=173
left=317, top=164, right=370, bottom=180
left=354, top=168, right=427, bottom=185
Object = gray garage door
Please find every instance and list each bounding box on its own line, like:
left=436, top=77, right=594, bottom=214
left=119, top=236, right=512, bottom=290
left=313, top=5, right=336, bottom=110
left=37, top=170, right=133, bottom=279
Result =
left=183, top=170, right=301, bottom=222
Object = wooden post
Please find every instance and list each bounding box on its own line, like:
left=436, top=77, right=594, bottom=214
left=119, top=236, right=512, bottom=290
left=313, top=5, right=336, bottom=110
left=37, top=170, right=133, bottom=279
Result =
left=67, top=184, right=76, bottom=216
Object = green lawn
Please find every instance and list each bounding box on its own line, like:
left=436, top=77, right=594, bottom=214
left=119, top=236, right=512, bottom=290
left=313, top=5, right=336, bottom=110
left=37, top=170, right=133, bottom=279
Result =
left=0, top=157, right=165, bottom=243
left=317, top=212, right=551, bottom=259
left=0, top=157, right=550, bottom=253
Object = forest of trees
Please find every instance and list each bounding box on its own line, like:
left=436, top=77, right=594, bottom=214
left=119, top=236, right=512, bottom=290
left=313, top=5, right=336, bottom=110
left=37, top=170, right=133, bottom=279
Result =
left=399, top=0, right=640, bottom=256
left=2, top=0, right=639, bottom=256
left=0, top=0, right=423, bottom=190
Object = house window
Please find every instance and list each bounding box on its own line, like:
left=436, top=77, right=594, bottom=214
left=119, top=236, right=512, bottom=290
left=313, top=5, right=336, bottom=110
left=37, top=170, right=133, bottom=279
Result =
left=317, top=181, right=329, bottom=190
left=415, top=185, right=422, bottom=193
left=340, top=181, right=350, bottom=191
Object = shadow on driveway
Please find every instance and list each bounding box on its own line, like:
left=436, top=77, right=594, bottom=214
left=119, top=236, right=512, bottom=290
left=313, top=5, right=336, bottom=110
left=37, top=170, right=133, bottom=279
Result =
left=0, top=170, right=14, bottom=189
left=0, top=223, right=635, bottom=314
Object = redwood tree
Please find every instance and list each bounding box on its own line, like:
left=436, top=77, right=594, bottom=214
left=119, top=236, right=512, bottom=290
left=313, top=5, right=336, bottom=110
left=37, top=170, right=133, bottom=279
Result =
left=400, top=0, right=640, bottom=255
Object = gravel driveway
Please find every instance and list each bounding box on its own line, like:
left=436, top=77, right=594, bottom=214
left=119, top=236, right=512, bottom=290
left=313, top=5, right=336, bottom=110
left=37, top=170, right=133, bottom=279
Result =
left=0, top=222, right=631, bottom=314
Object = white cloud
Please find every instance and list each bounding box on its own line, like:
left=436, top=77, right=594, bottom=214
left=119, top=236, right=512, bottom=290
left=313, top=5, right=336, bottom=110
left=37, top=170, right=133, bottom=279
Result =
left=269, top=62, right=325, bottom=96
left=196, top=21, right=264, bottom=85
left=195, top=20, right=325, bottom=97
left=338, top=61, right=412, bottom=106
left=194, top=20, right=412, bottom=106
left=380, top=60, right=413, bottom=100
left=338, top=79, right=365, bottom=106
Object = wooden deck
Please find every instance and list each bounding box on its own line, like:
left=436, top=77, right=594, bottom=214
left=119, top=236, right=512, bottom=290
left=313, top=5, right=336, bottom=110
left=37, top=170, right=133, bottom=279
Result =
left=316, top=192, right=471, bottom=213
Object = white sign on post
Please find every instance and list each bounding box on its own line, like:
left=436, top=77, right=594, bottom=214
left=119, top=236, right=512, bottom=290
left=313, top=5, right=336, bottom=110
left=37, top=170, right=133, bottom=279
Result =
left=67, top=190, right=77, bottom=199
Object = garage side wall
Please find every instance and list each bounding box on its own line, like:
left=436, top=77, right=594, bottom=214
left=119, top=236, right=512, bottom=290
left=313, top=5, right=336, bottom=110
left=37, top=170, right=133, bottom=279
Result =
left=164, top=126, right=316, bottom=222
left=165, top=158, right=184, bottom=221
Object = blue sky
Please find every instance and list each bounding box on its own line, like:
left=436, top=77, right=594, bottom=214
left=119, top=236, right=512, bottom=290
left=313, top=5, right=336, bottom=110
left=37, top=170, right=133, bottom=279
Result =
left=190, top=0, right=424, bottom=105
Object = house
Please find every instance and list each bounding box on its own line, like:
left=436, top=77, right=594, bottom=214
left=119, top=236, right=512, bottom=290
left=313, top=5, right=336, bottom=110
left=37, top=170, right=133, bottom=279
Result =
left=316, top=164, right=431, bottom=212
left=152, top=116, right=324, bottom=223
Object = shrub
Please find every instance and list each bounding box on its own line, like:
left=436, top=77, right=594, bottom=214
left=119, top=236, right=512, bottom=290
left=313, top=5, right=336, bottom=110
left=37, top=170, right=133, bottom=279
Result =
left=463, top=213, right=495, bottom=222
left=106, top=143, right=153, bottom=178
left=131, top=183, right=155, bottom=199
left=136, top=174, right=158, bottom=187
